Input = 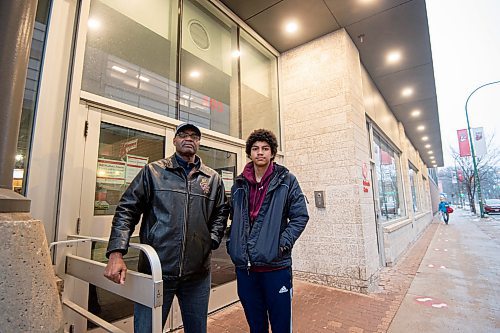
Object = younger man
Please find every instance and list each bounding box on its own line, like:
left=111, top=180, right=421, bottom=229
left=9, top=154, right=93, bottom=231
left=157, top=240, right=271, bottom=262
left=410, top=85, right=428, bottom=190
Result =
left=227, top=129, right=309, bottom=333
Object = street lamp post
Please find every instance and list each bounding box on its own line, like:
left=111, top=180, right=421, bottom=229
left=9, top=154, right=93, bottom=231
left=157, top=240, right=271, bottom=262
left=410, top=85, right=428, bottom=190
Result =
left=464, top=80, right=500, bottom=218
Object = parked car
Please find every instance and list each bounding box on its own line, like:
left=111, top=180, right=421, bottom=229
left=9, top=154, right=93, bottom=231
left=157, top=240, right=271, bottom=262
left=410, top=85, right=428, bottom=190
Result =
left=484, top=199, right=500, bottom=214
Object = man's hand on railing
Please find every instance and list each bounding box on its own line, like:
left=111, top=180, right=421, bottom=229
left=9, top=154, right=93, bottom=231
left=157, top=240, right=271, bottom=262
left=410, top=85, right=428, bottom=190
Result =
left=104, top=252, right=128, bottom=285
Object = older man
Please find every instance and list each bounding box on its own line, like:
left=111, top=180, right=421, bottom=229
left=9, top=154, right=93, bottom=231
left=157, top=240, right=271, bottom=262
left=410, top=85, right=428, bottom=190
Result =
left=104, top=123, right=229, bottom=333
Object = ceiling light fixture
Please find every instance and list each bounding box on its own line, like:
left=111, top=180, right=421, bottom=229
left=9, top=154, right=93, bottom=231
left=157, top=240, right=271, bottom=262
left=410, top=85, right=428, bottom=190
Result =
left=88, top=18, right=101, bottom=30
left=430, top=156, right=435, bottom=160
left=422, top=136, right=429, bottom=141
left=402, top=87, right=413, bottom=97
left=232, top=50, right=241, bottom=58
left=387, top=51, right=401, bottom=64
left=428, top=150, right=433, bottom=154
left=417, top=125, right=425, bottom=131
left=411, top=109, right=421, bottom=117
left=285, top=21, right=298, bottom=34
left=190, top=71, right=201, bottom=78
left=425, top=144, right=431, bottom=148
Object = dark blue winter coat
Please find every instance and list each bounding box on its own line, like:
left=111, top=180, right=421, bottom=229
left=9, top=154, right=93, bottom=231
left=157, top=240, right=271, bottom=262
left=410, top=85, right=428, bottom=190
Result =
left=227, top=163, right=309, bottom=269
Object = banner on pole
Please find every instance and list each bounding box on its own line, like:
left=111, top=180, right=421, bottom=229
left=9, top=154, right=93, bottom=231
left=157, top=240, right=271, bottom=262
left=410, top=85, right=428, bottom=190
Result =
left=457, top=129, right=471, bottom=157
left=472, top=127, right=487, bottom=157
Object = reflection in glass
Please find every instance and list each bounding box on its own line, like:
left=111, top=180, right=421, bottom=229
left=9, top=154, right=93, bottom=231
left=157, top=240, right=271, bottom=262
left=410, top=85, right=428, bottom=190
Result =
left=82, top=0, right=178, bottom=118
left=94, top=123, right=164, bottom=216
left=179, top=0, right=237, bottom=135
left=409, top=166, right=418, bottom=212
left=240, top=30, right=280, bottom=144
left=88, top=237, right=140, bottom=329
left=197, top=145, right=237, bottom=287
left=15, top=0, right=51, bottom=194
left=373, top=134, right=405, bottom=221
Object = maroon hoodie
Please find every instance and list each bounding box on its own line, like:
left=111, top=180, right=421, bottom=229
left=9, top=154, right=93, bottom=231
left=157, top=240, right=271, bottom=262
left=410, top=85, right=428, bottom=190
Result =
left=242, top=162, right=274, bottom=224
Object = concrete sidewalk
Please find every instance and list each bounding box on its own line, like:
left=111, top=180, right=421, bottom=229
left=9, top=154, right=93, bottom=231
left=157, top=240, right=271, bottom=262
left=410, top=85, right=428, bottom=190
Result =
left=180, top=210, right=500, bottom=333
left=388, top=210, right=500, bottom=332
left=191, top=216, right=440, bottom=333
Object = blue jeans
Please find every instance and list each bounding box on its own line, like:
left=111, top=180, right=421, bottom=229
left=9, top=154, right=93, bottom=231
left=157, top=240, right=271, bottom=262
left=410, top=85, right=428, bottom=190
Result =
left=236, top=268, right=293, bottom=333
left=134, top=273, right=211, bottom=333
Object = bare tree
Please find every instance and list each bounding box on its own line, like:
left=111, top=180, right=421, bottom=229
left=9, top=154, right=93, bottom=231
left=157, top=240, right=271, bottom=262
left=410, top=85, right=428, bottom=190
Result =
left=450, top=134, right=500, bottom=213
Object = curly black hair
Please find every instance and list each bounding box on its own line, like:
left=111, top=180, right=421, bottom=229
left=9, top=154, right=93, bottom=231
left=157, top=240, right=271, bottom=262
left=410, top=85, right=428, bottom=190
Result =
left=245, top=129, right=278, bottom=161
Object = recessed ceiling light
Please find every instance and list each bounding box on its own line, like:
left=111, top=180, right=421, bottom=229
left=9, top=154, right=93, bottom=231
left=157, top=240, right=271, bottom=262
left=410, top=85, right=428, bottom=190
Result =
left=15, top=154, right=23, bottom=161
left=88, top=18, right=101, bottom=30
left=411, top=109, right=421, bottom=117
left=428, top=150, right=433, bottom=154
left=387, top=51, right=401, bottom=64
left=402, top=87, right=413, bottom=97
left=417, top=125, right=425, bottom=131
left=232, top=50, right=241, bottom=58
left=422, top=136, right=429, bottom=141
left=111, top=65, right=127, bottom=74
left=136, top=75, right=150, bottom=82
left=425, top=144, right=431, bottom=148
left=430, top=156, right=435, bottom=160
left=190, top=71, right=201, bottom=78
left=285, top=21, right=299, bottom=33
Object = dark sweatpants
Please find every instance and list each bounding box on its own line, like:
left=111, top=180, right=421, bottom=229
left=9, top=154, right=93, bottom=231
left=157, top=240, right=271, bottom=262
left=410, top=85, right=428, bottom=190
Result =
left=236, top=267, right=293, bottom=333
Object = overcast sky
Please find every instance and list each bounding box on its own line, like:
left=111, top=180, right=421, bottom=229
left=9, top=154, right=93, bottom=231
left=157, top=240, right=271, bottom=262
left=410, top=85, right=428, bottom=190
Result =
left=426, top=0, right=500, bottom=167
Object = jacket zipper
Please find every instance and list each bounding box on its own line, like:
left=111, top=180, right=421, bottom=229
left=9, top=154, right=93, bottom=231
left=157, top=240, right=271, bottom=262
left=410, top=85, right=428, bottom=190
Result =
left=241, top=170, right=285, bottom=274
left=243, top=183, right=251, bottom=275
left=179, top=175, right=190, bottom=277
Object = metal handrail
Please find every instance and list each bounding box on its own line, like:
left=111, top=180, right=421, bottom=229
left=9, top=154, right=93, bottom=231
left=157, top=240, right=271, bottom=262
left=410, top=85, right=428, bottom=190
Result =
left=51, top=235, right=164, bottom=332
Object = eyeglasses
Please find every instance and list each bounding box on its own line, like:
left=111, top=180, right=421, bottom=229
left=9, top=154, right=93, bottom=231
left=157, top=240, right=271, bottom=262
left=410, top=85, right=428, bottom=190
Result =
left=176, top=132, right=200, bottom=141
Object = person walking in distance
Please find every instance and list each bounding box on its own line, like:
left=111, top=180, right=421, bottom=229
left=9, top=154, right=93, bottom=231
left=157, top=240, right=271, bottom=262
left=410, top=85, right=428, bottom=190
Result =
left=227, top=129, right=309, bottom=333
left=438, top=194, right=451, bottom=224
left=104, top=123, right=229, bottom=333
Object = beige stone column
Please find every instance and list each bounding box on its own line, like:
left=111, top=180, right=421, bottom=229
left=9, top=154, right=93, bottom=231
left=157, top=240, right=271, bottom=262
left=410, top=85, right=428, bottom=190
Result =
left=0, top=213, right=63, bottom=332
left=280, top=29, right=379, bottom=293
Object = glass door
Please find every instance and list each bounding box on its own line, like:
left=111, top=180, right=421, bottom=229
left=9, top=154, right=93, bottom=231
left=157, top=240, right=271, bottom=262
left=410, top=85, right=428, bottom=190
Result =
left=196, top=143, right=241, bottom=313
left=74, top=105, right=241, bottom=331
left=80, top=106, right=170, bottom=331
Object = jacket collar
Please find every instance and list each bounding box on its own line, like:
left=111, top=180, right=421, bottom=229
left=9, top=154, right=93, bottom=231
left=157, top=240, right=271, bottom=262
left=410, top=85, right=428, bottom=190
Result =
left=160, top=153, right=212, bottom=177
left=236, top=163, right=288, bottom=189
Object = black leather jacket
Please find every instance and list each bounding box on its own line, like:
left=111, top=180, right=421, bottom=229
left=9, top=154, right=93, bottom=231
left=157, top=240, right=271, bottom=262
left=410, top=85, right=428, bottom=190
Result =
left=106, top=154, right=229, bottom=280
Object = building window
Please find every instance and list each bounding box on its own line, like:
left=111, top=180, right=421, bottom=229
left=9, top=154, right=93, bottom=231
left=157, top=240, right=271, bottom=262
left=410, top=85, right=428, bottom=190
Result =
left=409, top=165, right=418, bottom=213
left=80, top=0, right=281, bottom=142
left=179, top=0, right=237, bottom=135
left=373, top=133, right=406, bottom=221
left=82, top=0, right=179, bottom=118
left=14, top=0, right=51, bottom=194
left=240, top=30, right=280, bottom=144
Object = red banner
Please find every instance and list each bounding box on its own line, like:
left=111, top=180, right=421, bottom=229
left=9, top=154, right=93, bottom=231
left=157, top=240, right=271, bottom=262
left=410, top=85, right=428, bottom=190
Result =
left=457, top=129, right=471, bottom=157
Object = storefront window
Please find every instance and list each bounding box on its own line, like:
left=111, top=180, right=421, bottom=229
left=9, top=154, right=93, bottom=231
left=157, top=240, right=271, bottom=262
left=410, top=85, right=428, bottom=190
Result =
left=240, top=30, right=280, bottom=144
left=373, top=134, right=405, bottom=221
left=14, top=0, right=51, bottom=194
left=179, top=0, right=237, bottom=135
left=409, top=165, right=418, bottom=212
left=94, top=123, right=165, bottom=216
left=82, top=0, right=179, bottom=118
